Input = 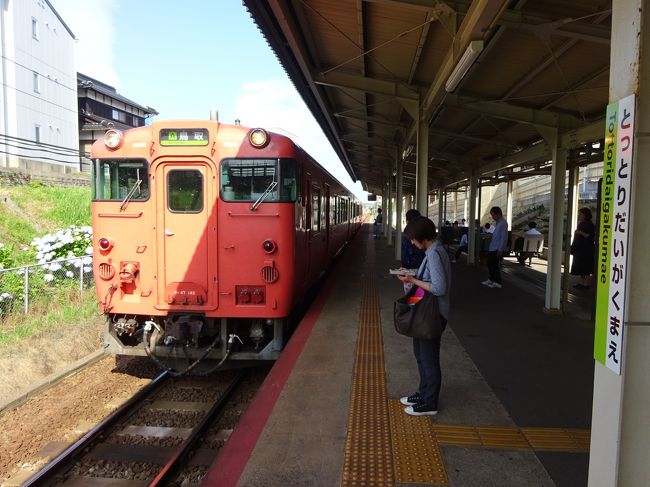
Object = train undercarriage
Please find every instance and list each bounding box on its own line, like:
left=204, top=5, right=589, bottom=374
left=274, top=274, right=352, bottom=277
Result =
left=105, top=314, right=286, bottom=373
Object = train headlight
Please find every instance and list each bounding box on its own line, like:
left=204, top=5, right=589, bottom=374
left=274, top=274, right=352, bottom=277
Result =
left=104, top=129, right=124, bottom=150
left=98, top=237, right=114, bottom=252
left=249, top=128, right=269, bottom=148
left=262, top=239, right=277, bottom=253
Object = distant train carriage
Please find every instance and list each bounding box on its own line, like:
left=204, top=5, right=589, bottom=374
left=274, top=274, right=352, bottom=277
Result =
left=91, top=121, right=361, bottom=372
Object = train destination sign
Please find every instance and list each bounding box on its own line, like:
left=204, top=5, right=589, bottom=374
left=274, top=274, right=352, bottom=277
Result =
left=595, top=94, right=635, bottom=375
left=160, top=128, right=209, bottom=146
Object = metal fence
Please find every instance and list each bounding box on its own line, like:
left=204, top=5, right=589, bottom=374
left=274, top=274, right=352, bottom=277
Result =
left=0, top=256, right=94, bottom=316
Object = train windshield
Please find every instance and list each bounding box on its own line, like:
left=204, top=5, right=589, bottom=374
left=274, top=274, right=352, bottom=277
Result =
left=220, top=158, right=297, bottom=202
left=92, top=159, right=150, bottom=201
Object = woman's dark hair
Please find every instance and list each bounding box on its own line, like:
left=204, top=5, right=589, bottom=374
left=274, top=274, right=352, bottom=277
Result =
left=405, top=209, right=421, bottom=222
left=579, top=207, right=592, bottom=220
left=490, top=206, right=503, bottom=217
left=404, top=216, right=436, bottom=242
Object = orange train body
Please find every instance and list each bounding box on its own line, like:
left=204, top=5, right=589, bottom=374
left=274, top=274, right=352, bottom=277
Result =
left=91, top=120, right=361, bottom=363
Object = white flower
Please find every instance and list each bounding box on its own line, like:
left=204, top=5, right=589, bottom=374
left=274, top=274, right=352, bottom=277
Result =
left=85, top=247, right=93, bottom=255
left=82, top=256, right=92, bottom=265
left=43, top=274, right=54, bottom=282
left=49, top=263, right=62, bottom=271
left=83, top=266, right=92, bottom=273
left=66, top=271, right=74, bottom=278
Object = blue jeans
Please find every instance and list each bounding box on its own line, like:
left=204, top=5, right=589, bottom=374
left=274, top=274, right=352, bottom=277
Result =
left=412, top=316, right=447, bottom=408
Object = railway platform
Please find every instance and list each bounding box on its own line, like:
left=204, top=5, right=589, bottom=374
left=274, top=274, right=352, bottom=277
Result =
left=202, top=223, right=593, bottom=487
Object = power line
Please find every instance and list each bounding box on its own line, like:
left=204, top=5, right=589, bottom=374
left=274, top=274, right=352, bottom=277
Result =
left=0, top=53, right=76, bottom=93
left=0, top=132, right=82, bottom=155
left=0, top=81, right=77, bottom=113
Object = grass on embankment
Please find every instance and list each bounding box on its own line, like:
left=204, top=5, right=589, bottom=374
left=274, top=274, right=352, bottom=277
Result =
left=0, top=182, right=91, bottom=264
left=0, top=182, right=99, bottom=348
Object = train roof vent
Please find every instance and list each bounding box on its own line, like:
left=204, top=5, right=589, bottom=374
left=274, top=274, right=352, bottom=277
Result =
left=261, top=265, right=279, bottom=283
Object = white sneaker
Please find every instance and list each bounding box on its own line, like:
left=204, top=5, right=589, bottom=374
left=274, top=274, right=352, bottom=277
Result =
left=489, top=282, right=502, bottom=289
left=481, top=279, right=493, bottom=286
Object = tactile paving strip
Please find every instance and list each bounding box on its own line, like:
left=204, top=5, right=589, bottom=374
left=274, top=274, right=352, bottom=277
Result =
left=341, top=279, right=394, bottom=487
left=388, top=400, right=448, bottom=484
left=432, top=424, right=590, bottom=452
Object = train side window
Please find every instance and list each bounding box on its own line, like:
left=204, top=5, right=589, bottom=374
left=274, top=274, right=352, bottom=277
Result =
left=93, top=158, right=149, bottom=201
left=167, top=169, right=203, bottom=213
left=311, top=186, right=320, bottom=232
left=280, top=159, right=298, bottom=202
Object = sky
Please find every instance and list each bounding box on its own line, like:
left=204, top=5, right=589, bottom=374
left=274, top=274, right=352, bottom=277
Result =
left=49, top=0, right=367, bottom=199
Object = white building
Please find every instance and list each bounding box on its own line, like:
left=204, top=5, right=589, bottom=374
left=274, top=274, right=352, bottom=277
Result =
left=0, top=0, right=79, bottom=172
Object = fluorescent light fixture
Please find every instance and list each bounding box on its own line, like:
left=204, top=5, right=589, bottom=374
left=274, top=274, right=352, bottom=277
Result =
left=402, top=144, right=414, bottom=160
left=445, top=40, right=484, bottom=92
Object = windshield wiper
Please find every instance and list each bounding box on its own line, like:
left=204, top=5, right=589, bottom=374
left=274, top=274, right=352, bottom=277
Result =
left=250, top=180, right=278, bottom=211
left=120, top=170, right=142, bottom=211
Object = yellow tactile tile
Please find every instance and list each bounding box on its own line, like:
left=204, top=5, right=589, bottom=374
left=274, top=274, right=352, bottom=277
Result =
left=388, top=399, right=448, bottom=484
left=432, top=424, right=591, bottom=452
left=522, top=427, right=591, bottom=451
left=341, top=281, right=394, bottom=487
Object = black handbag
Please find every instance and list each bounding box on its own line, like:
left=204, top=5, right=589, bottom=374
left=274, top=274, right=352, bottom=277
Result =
left=394, top=288, right=443, bottom=339
left=393, top=254, right=444, bottom=340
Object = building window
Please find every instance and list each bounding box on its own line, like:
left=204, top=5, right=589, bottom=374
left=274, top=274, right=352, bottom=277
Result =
left=33, top=72, right=40, bottom=93
left=32, top=18, right=39, bottom=40
left=111, top=108, right=126, bottom=123
left=35, top=125, right=41, bottom=143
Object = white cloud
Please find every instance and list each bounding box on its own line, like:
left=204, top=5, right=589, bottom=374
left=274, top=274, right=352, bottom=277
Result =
left=49, top=0, right=119, bottom=86
left=234, top=79, right=366, bottom=199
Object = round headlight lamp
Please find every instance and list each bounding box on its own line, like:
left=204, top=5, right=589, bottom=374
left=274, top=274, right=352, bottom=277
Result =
left=104, top=129, right=124, bottom=150
left=249, top=128, right=269, bottom=148
left=98, top=237, right=113, bottom=252
left=262, top=239, right=277, bottom=253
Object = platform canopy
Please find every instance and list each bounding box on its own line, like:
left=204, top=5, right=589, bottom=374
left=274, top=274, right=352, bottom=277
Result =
left=244, top=0, right=610, bottom=195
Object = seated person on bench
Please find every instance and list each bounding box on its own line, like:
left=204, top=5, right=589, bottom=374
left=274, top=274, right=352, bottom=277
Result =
left=513, top=221, right=543, bottom=264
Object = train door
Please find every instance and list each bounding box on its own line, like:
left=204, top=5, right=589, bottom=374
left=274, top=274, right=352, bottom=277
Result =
left=309, top=182, right=326, bottom=280
left=154, top=161, right=217, bottom=310
left=324, top=184, right=330, bottom=260
left=305, top=177, right=312, bottom=281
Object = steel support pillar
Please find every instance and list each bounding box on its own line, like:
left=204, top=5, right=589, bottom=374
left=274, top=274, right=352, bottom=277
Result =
left=538, top=126, right=564, bottom=312
left=506, top=180, right=513, bottom=229
left=395, top=155, right=404, bottom=260
left=437, top=189, right=444, bottom=229
left=387, top=172, right=394, bottom=246
left=416, top=109, right=428, bottom=215
left=468, top=172, right=478, bottom=265
left=562, top=166, right=580, bottom=309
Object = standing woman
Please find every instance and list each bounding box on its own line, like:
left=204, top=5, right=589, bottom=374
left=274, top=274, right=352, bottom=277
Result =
left=570, top=207, right=596, bottom=289
left=374, top=208, right=383, bottom=239
left=397, top=216, right=451, bottom=416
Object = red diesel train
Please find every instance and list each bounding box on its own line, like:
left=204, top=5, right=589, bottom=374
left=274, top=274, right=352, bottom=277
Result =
left=91, top=120, right=361, bottom=372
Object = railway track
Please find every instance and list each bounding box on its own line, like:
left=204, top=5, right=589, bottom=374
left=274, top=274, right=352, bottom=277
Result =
left=21, top=368, right=259, bottom=486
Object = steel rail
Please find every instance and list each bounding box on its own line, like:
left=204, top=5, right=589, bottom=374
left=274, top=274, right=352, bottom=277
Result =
left=148, top=370, right=248, bottom=486
left=22, top=370, right=171, bottom=486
